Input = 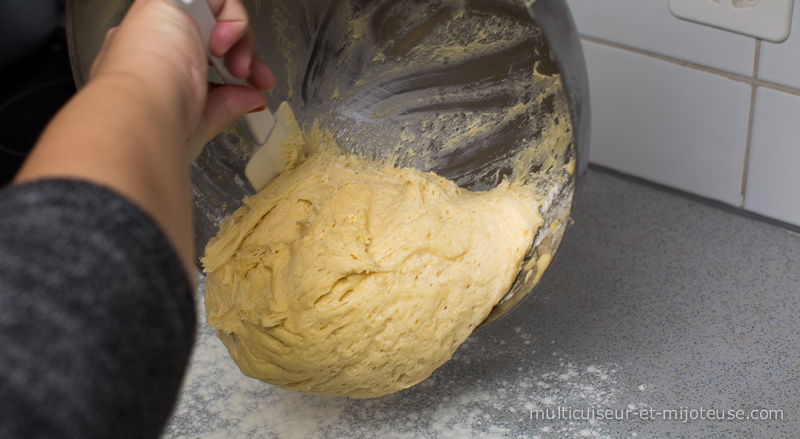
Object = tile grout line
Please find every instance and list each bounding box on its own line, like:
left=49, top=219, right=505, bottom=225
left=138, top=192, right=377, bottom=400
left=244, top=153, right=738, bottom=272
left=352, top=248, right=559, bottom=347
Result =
left=740, top=40, right=760, bottom=208
left=580, top=35, right=800, bottom=97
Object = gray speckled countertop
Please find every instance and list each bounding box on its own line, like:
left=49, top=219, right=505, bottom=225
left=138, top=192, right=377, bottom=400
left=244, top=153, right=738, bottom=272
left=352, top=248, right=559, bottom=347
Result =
left=165, top=169, right=800, bottom=439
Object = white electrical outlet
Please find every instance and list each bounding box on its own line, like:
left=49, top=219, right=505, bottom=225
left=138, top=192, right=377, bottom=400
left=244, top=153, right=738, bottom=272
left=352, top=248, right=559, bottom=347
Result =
left=669, top=0, right=794, bottom=42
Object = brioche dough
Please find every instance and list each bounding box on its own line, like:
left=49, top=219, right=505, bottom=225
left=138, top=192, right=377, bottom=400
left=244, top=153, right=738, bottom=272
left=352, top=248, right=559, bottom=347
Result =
left=202, top=149, right=542, bottom=398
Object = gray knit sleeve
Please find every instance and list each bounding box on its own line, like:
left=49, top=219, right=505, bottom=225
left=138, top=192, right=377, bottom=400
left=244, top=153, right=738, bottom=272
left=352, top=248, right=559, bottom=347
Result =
left=0, top=179, right=196, bottom=439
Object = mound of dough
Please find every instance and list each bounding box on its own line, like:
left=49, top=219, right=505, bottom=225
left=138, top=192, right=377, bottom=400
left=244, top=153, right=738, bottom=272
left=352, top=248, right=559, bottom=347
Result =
left=202, top=150, right=542, bottom=398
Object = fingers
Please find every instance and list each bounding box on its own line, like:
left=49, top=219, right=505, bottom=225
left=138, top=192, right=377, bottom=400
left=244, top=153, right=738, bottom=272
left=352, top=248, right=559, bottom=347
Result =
left=206, top=0, right=275, bottom=91
left=207, top=0, right=249, bottom=56
left=209, top=20, right=249, bottom=60
left=216, top=26, right=276, bottom=91
left=218, top=26, right=255, bottom=78
left=249, top=57, right=277, bottom=91
left=186, top=0, right=276, bottom=159
left=196, top=84, right=268, bottom=147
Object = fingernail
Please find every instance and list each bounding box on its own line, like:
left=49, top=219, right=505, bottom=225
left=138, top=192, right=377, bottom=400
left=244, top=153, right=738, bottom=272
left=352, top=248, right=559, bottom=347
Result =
left=248, top=106, right=267, bottom=114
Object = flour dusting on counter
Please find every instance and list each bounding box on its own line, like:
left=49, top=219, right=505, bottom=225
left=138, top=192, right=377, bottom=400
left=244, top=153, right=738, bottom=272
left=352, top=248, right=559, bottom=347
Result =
left=164, top=276, right=643, bottom=439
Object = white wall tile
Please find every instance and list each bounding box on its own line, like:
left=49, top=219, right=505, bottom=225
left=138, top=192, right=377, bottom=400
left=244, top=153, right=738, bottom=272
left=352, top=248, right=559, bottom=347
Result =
left=758, top=0, right=800, bottom=89
left=584, top=41, right=751, bottom=206
left=744, top=88, right=800, bottom=227
left=566, top=0, right=756, bottom=76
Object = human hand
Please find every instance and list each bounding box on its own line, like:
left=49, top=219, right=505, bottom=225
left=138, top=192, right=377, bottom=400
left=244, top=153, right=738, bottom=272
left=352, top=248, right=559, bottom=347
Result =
left=90, top=0, right=276, bottom=159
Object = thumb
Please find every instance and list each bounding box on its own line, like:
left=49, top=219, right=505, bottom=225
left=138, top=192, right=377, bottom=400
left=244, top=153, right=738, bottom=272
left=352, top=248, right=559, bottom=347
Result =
left=190, top=84, right=267, bottom=159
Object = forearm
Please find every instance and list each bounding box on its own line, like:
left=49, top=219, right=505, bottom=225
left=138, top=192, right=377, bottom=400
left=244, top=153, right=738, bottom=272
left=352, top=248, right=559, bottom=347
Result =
left=12, top=0, right=274, bottom=279
left=14, top=72, right=196, bottom=279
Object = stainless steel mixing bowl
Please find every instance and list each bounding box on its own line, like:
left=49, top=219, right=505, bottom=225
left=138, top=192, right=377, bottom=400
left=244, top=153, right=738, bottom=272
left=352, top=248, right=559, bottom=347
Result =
left=67, top=0, right=590, bottom=329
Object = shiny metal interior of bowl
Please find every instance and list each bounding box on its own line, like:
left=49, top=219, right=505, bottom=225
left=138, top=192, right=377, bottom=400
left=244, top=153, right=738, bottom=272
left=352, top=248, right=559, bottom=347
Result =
left=67, top=0, right=590, bottom=329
